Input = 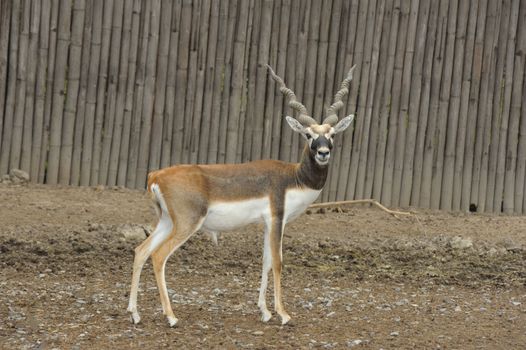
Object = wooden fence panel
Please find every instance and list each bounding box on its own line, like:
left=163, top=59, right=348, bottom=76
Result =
left=10, top=0, right=30, bottom=173
left=0, top=0, right=10, bottom=161
left=410, top=0, right=440, bottom=207
left=512, top=0, right=526, bottom=214
left=1, top=0, right=525, bottom=213
left=451, top=0, right=479, bottom=211
left=59, top=0, right=85, bottom=185
left=460, top=0, right=487, bottom=212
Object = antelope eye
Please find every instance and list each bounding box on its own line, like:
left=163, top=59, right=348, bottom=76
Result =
left=305, top=134, right=312, bottom=140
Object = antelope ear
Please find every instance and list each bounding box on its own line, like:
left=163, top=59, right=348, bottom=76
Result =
left=333, top=114, right=354, bottom=134
left=285, top=116, right=307, bottom=133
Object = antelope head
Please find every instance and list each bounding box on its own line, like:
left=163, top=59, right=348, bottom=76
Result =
left=267, top=65, right=356, bottom=166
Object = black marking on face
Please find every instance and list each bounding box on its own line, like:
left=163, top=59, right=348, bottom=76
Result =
left=310, top=135, right=333, bottom=151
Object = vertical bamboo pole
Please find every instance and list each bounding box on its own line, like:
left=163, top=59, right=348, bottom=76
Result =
left=217, top=0, right=237, bottom=164
left=189, top=0, right=211, bottom=164
left=171, top=0, right=192, bottom=165
left=518, top=79, right=526, bottom=214
left=355, top=1, right=385, bottom=198
left=327, top=0, right=352, bottom=201
left=220, top=0, right=236, bottom=162
left=58, top=0, right=86, bottom=185
left=336, top=0, right=359, bottom=201
left=98, top=0, right=124, bottom=185
left=380, top=0, right=410, bottom=206
left=461, top=0, right=488, bottom=211
left=399, top=0, right=430, bottom=207
left=0, top=0, right=19, bottom=176
left=216, top=1, right=238, bottom=163
left=236, top=0, right=255, bottom=163
left=89, top=0, right=113, bottom=185
left=70, top=0, right=93, bottom=185
left=31, top=0, right=52, bottom=182
left=263, top=0, right=281, bottom=162
left=259, top=0, right=276, bottom=161
left=0, top=0, right=11, bottom=159
left=160, top=0, right=181, bottom=168
left=513, top=0, right=526, bottom=214
left=355, top=0, right=384, bottom=200
left=430, top=0, right=457, bottom=209
left=498, top=0, right=519, bottom=213
left=47, top=0, right=73, bottom=184
left=470, top=0, right=499, bottom=211
left=358, top=0, right=392, bottom=201
left=181, top=1, right=201, bottom=164
left=126, top=0, right=151, bottom=187
left=312, top=0, right=333, bottom=122
left=117, top=0, right=142, bottom=185
left=197, top=0, right=217, bottom=164
left=241, top=0, right=260, bottom=162
left=147, top=0, right=173, bottom=171
left=107, top=0, right=134, bottom=186
left=21, top=0, right=41, bottom=175
left=420, top=0, right=449, bottom=208
left=301, top=0, right=322, bottom=121
left=225, top=0, right=250, bottom=163
left=206, top=0, right=228, bottom=164
left=277, top=0, right=297, bottom=163
left=322, top=0, right=344, bottom=202
left=410, top=0, right=440, bottom=206
left=250, top=0, right=273, bottom=161
left=290, top=0, right=311, bottom=163
left=523, top=113, right=526, bottom=213
left=135, top=0, right=161, bottom=188
left=391, top=0, right=419, bottom=206
left=483, top=0, right=508, bottom=212
left=348, top=1, right=374, bottom=198
left=476, top=14, right=501, bottom=212
left=272, top=0, right=291, bottom=162
left=371, top=0, right=400, bottom=201
left=80, top=0, right=103, bottom=186
left=344, top=0, right=369, bottom=200
left=452, top=0, right=480, bottom=211
left=318, top=0, right=341, bottom=203
left=235, top=0, right=255, bottom=163
left=38, top=0, right=59, bottom=183
left=10, top=0, right=30, bottom=172
left=439, top=0, right=467, bottom=211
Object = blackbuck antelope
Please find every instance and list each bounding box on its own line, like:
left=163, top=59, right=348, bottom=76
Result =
left=127, top=64, right=357, bottom=327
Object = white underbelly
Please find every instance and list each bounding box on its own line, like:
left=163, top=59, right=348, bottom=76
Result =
left=201, top=188, right=321, bottom=232
left=284, top=188, right=322, bottom=222
left=202, top=197, right=271, bottom=232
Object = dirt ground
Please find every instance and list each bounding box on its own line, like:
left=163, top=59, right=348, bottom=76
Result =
left=0, top=183, right=525, bottom=349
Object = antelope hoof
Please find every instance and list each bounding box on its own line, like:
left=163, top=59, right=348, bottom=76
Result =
left=167, top=316, right=178, bottom=327
left=279, top=312, right=291, bottom=325
left=260, top=309, right=272, bottom=323
left=129, top=311, right=141, bottom=325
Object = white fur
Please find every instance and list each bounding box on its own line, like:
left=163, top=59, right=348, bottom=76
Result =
left=202, top=197, right=271, bottom=232
left=151, top=183, right=169, bottom=213
left=201, top=188, right=320, bottom=233
left=333, top=114, right=354, bottom=134
left=284, top=188, right=322, bottom=222
left=285, top=116, right=306, bottom=133
left=258, top=226, right=273, bottom=322
left=127, top=183, right=173, bottom=322
left=150, top=183, right=174, bottom=251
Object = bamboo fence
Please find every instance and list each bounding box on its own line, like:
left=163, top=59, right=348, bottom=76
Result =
left=0, top=0, right=525, bottom=214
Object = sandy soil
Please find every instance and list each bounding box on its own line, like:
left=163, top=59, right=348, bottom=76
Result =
left=0, top=183, right=525, bottom=349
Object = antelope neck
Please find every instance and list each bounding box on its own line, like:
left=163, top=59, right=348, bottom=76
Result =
left=295, top=145, right=329, bottom=190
